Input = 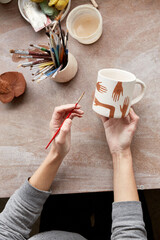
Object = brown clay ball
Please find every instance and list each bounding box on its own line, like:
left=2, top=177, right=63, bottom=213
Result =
left=0, top=72, right=26, bottom=103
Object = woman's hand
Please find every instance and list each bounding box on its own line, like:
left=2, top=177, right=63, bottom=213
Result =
left=101, top=108, right=139, bottom=155
left=49, top=104, right=84, bottom=160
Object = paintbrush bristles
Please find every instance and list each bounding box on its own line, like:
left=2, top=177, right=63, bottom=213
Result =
left=76, top=92, right=85, bottom=105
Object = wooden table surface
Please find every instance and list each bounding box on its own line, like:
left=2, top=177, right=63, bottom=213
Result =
left=0, top=0, right=160, bottom=198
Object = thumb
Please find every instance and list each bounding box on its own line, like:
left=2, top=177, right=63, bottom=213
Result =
left=56, top=118, right=72, bottom=145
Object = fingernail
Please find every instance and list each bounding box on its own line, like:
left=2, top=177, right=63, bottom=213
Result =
left=78, top=110, right=84, bottom=114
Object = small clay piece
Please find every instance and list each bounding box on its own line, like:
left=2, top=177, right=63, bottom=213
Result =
left=0, top=72, right=26, bottom=103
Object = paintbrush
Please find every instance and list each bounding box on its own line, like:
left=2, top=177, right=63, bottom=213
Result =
left=10, top=49, right=49, bottom=56
left=90, top=0, right=98, bottom=8
left=32, top=66, right=49, bottom=80
left=45, top=92, right=85, bottom=149
left=30, top=44, right=50, bottom=54
left=38, top=61, right=54, bottom=68
left=52, top=64, right=62, bottom=78
left=32, top=65, right=51, bottom=77
left=51, top=9, right=64, bottom=32
left=18, top=55, right=52, bottom=59
left=50, top=32, right=60, bottom=66
left=58, top=20, right=65, bottom=50
left=18, top=60, right=47, bottom=68
left=36, top=67, right=58, bottom=83
left=33, top=65, right=54, bottom=81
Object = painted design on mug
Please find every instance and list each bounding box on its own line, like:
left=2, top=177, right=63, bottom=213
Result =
left=112, top=82, right=123, bottom=102
left=120, top=97, right=130, bottom=118
left=94, top=97, right=115, bottom=118
left=96, top=82, right=107, bottom=94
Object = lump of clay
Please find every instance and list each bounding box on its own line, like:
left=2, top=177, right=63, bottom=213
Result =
left=0, top=72, right=26, bottom=103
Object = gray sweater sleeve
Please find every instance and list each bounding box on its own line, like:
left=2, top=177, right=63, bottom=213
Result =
left=111, top=201, right=148, bottom=240
left=0, top=180, right=50, bottom=240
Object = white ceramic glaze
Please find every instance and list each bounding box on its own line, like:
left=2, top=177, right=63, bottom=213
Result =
left=66, top=4, right=102, bottom=44
left=92, top=68, right=146, bottom=118
left=53, top=52, right=78, bottom=83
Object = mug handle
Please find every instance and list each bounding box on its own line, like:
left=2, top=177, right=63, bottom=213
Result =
left=131, top=78, right=146, bottom=105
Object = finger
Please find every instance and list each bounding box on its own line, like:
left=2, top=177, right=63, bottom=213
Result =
left=124, top=115, right=130, bottom=124
left=70, top=113, right=83, bottom=120
left=54, top=104, right=81, bottom=115
left=56, top=118, right=72, bottom=144
left=129, top=108, right=139, bottom=123
left=52, top=104, right=81, bottom=120
left=72, top=109, right=84, bottom=115
left=101, top=116, right=109, bottom=123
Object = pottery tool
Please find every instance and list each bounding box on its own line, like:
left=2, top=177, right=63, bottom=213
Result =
left=30, top=44, right=50, bottom=54
left=90, top=0, right=98, bottom=8
left=10, top=49, right=49, bottom=56
left=45, top=92, right=85, bottom=149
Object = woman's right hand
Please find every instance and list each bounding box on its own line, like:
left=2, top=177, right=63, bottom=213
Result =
left=49, top=104, right=84, bottom=160
left=101, top=108, right=139, bottom=155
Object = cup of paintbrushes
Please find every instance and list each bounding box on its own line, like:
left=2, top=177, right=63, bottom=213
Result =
left=52, top=52, right=78, bottom=83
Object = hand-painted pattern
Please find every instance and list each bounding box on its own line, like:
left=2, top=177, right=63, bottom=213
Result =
left=120, top=97, right=130, bottom=118
left=94, top=97, right=115, bottom=118
left=112, top=82, right=123, bottom=102
left=96, top=82, right=107, bottom=94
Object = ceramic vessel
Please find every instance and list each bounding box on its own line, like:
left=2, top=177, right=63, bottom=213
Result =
left=18, top=0, right=71, bottom=23
left=66, top=4, right=102, bottom=44
left=92, top=68, right=146, bottom=118
left=0, top=0, right=12, bottom=3
left=53, top=52, right=78, bottom=83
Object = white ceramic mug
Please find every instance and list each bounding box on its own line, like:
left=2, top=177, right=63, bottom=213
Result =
left=92, top=68, right=146, bottom=118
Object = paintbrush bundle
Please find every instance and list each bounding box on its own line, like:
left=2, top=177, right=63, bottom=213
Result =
left=10, top=20, right=68, bottom=83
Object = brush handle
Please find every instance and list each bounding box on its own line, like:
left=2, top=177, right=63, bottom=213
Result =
left=45, top=103, right=78, bottom=149
left=29, top=51, right=49, bottom=56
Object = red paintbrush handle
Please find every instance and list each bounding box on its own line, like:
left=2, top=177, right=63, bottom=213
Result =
left=45, top=103, right=78, bottom=149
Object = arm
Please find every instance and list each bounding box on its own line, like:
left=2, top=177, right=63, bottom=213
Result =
left=0, top=104, right=83, bottom=240
left=101, top=108, right=147, bottom=239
